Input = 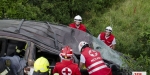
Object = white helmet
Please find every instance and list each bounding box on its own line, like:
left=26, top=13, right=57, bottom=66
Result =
left=105, top=26, right=112, bottom=32
left=74, top=15, right=82, bottom=22
left=78, top=41, right=89, bottom=52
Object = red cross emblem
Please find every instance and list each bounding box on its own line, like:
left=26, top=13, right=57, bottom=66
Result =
left=88, top=50, right=98, bottom=57
left=62, top=67, right=72, bottom=75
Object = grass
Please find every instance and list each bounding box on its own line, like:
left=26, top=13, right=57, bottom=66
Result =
left=85, top=0, right=150, bottom=73
left=85, top=0, right=150, bottom=54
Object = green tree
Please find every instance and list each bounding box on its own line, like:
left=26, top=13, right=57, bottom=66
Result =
left=0, top=0, right=41, bottom=20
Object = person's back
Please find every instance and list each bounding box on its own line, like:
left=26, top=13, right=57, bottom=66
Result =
left=0, top=55, right=27, bottom=75
left=78, top=41, right=112, bottom=75
left=53, top=46, right=81, bottom=75
left=82, top=47, right=111, bottom=75
left=54, top=60, right=80, bottom=75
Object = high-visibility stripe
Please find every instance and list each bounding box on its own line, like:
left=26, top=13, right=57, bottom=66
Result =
left=87, top=60, right=104, bottom=70
left=16, top=46, right=21, bottom=53
left=0, top=69, right=8, bottom=75
left=24, top=43, right=27, bottom=50
left=15, top=43, right=28, bottom=53
left=89, top=65, right=107, bottom=74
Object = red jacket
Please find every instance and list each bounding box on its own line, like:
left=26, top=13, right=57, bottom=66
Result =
left=69, top=23, right=86, bottom=32
left=82, top=47, right=112, bottom=75
left=100, top=32, right=115, bottom=47
left=53, top=60, right=81, bottom=75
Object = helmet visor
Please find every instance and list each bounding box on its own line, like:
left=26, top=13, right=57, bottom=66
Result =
left=74, top=19, right=82, bottom=22
left=62, top=56, right=72, bottom=59
left=105, top=29, right=112, bottom=32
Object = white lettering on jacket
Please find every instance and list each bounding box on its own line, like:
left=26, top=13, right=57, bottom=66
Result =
left=91, top=57, right=101, bottom=62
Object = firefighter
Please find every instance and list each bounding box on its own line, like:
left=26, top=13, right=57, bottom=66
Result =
left=0, top=55, right=27, bottom=75
left=53, top=46, right=81, bottom=75
left=0, top=58, right=14, bottom=75
left=32, top=57, right=50, bottom=75
left=78, top=41, right=112, bottom=75
left=97, top=26, right=116, bottom=49
left=69, top=15, right=87, bottom=32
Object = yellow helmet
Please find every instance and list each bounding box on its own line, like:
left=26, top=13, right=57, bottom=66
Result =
left=34, top=57, right=50, bottom=73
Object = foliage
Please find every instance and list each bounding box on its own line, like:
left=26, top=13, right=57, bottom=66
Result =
left=123, top=54, right=150, bottom=74
left=86, top=0, right=150, bottom=57
left=91, top=0, right=150, bottom=73
left=0, top=0, right=41, bottom=20
left=0, top=0, right=121, bottom=24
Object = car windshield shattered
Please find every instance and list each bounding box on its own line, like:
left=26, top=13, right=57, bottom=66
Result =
left=0, top=19, right=131, bottom=75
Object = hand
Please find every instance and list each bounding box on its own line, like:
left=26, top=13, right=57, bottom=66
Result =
left=24, top=67, right=30, bottom=75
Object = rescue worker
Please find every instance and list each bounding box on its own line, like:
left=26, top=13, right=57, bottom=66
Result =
left=16, top=42, right=27, bottom=57
left=78, top=41, right=112, bottom=75
left=53, top=46, right=81, bottom=75
left=32, top=57, right=50, bottom=75
left=0, top=55, right=27, bottom=75
left=97, top=26, right=116, bottom=50
left=69, top=15, right=87, bottom=32
left=0, top=58, right=14, bottom=75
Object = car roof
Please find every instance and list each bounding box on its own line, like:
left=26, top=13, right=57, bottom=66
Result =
left=0, top=19, right=130, bottom=68
left=0, top=19, right=64, bottom=55
left=0, top=19, right=89, bottom=55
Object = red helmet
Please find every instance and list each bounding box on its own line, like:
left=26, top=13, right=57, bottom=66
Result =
left=60, top=46, right=73, bottom=59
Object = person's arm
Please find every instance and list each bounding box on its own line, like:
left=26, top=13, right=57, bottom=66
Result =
left=111, top=44, right=115, bottom=50
left=97, top=34, right=101, bottom=40
left=79, top=54, right=85, bottom=69
left=79, top=62, right=85, bottom=69
left=111, top=38, right=116, bottom=50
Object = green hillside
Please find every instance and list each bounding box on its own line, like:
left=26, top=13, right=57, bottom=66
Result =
left=86, top=0, right=150, bottom=73
left=86, top=0, right=150, bottom=56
